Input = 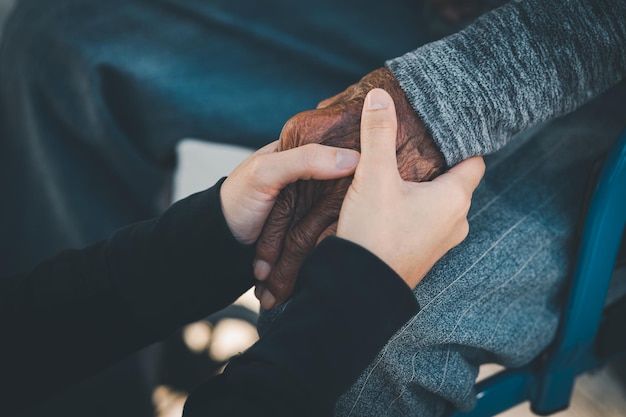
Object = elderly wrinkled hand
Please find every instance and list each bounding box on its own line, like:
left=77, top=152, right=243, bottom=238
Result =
left=254, top=68, right=446, bottom=309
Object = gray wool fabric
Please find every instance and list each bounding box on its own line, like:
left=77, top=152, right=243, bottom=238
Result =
left=387, top=0, right=626, bottom=166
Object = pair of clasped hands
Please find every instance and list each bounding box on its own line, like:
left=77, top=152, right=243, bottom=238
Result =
left=221, top=88, right=485, bottom=309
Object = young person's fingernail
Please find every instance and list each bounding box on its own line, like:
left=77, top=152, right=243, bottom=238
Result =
left=365, top=89, right=389, bottom=110
left=336, top=149, right=360, bottom=169
left=253, top=259, right=271, bottom=281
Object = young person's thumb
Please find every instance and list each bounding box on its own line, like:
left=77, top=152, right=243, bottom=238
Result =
left=356, top=88, right=400, bottom=182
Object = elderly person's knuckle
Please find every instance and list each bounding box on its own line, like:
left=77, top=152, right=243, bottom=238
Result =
left=280, top=111, right=313, bottom=149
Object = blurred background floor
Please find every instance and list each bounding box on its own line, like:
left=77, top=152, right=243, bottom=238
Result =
left=1, top=0, right=624, bottom=415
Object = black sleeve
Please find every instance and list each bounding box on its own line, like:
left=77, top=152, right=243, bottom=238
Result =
left=0, top=178, right=255, bottom=414
left=184, top=236, right=420, bottom=417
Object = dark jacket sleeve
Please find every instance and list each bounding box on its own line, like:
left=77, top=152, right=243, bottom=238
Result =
left=0, top=178, right=255, bottom=415
left=183, top=237, right=420, bottom=417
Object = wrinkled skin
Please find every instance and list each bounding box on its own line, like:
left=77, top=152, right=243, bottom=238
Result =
left=255, top=68, right=446, bottom=307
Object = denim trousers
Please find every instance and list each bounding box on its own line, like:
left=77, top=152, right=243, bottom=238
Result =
left=1, top=0, right=625, bottom=415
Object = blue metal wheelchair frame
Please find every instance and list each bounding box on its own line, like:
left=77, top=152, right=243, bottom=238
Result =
left=448, top=126, right=626, bottom=417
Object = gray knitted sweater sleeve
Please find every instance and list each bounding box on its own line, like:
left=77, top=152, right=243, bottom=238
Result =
left=386, top=0, right=626, bottom=166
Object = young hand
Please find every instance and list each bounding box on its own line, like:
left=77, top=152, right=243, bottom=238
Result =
left=220, top=141, right=360, bottom=246
left=337, top=89, right=485, bottom=288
